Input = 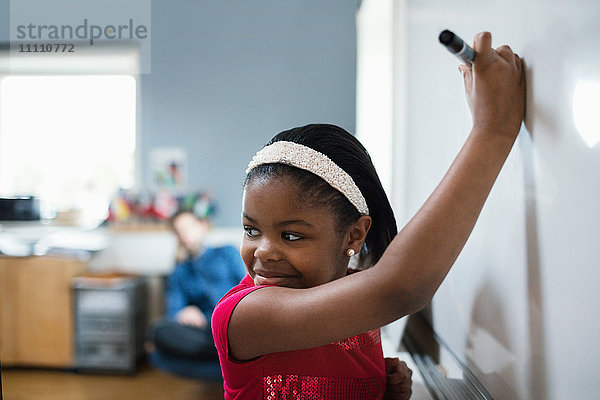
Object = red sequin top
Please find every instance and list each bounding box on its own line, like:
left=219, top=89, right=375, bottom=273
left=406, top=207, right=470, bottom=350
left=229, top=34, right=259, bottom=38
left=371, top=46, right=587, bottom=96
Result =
left=212, top=275, right=386, bottom=399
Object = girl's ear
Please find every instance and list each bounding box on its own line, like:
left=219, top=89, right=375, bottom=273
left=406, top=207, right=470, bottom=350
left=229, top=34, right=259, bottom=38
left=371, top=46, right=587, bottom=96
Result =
left=345, top=215, right=372, bottom=253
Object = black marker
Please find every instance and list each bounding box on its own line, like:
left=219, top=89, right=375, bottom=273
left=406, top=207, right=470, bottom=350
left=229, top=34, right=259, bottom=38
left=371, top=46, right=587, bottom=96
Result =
left=439, top=29, right=475, bottom=65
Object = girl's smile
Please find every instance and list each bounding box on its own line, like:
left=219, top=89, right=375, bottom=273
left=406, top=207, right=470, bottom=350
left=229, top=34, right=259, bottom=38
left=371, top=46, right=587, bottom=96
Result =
left=252, top=267, right=300, bottom=286
left=241, top=174, right=351, bottom=289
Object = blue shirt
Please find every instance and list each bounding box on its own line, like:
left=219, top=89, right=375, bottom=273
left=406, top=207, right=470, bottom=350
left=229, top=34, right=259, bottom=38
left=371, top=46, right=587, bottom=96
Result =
left=166, top=245, right=247, bottom=322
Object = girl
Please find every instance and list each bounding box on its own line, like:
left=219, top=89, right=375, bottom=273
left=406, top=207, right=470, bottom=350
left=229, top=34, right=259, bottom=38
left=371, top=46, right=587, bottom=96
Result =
left=212, top=32, right=525, bottom=399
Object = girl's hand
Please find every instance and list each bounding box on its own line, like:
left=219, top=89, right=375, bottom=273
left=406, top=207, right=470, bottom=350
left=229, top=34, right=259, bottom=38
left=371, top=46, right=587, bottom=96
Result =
left=458, top=32, right=525, bottom=141
left=384, top=357, right=413, bottom=400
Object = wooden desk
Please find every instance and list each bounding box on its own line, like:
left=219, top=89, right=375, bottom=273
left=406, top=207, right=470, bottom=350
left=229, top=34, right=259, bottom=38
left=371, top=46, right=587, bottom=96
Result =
left=0, top=255, right=86, bottom=367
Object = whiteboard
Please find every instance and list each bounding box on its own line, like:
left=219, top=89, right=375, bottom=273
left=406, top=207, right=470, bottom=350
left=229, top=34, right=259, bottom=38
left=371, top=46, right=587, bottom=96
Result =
left=397, top=1, right=600, bottom=399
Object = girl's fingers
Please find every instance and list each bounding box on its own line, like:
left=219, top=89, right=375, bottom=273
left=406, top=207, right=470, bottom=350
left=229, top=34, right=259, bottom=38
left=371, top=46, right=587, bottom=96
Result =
left=459, top=64, right=473, bottom=92
left=514, top=54, right=525, bottom=77
left=472, top=31, right=493, bottom=61
left=398, top=361, right=412, bottom=378
left=458, top=64, right=469, bottom=76
left=496, top=45, right=515, bottom=62
left=385, top=357, right=400, bottom=369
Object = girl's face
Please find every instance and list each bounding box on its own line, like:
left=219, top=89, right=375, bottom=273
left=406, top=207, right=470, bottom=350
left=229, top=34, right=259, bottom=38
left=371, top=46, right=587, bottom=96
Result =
left=241, top=174, right=351, bottom=289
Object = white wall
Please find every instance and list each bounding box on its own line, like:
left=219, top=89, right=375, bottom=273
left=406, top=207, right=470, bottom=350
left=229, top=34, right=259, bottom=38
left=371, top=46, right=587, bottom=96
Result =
left=356, top=0, right=394, bottom=196
left=391, top=0, right=600, bottom=399
left=356, top=0, right=414, bottom=357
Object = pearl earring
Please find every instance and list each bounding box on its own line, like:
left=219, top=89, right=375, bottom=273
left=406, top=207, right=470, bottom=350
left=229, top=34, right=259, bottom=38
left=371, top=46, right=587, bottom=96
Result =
left=346, top=249, right=355, bottom=257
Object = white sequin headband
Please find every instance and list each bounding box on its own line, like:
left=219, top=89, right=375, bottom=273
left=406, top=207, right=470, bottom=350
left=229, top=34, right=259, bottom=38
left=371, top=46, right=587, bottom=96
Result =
left=246, top=141, right=369, bottom=215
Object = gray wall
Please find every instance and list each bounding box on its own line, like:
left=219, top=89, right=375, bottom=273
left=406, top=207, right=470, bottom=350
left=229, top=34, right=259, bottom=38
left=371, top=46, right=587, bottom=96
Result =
left=141, top=0, right=358, bottom=226
left=0, top=0, right=358, bottom=227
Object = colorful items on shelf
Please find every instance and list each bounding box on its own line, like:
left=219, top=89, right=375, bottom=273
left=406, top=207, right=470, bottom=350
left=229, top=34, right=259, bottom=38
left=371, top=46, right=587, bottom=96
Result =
left=107, top=189, right=216, bottom=223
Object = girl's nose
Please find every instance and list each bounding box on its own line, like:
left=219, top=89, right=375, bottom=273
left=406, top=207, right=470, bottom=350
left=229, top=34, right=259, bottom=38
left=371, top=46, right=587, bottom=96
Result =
left=253, top=238, right=283, bottom=262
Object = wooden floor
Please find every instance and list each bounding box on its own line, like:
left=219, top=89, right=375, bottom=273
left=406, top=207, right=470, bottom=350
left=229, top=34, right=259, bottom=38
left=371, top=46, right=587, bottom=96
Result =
left=1, top=362, right=224, bottom=400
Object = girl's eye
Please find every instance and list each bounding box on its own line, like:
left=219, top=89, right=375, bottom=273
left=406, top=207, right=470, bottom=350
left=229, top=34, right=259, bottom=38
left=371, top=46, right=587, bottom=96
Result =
left=282, top=232, right=302, bottom=241
left=244, top=227, right=260, bottom=238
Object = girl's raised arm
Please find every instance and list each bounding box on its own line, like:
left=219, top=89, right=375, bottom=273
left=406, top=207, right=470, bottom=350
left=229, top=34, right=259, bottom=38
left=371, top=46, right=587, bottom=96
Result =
left=227, top=32, right=525, bottom=361
left=378, top=31, right=525, bottom=309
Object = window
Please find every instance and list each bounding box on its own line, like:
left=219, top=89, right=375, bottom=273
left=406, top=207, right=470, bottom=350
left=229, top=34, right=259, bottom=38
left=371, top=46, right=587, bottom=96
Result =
left=0, top=49, right=138, bottom=226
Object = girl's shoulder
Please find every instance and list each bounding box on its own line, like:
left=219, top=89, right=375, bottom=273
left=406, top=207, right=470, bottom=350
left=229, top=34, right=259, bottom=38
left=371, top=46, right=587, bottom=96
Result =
left=215, top=275, right=260, bottom=308
left=212, top=275, right=267, bottom=356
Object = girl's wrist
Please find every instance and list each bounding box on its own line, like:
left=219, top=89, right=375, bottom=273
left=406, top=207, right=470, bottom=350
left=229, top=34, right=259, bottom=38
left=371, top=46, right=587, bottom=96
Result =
left=470, top=122, right=520, bottom=146
left=465, top=127, right=517, bottom=174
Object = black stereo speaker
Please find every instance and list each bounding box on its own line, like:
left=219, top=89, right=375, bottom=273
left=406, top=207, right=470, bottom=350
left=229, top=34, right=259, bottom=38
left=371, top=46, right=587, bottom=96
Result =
left=0, top=196, right=41, bottom=221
